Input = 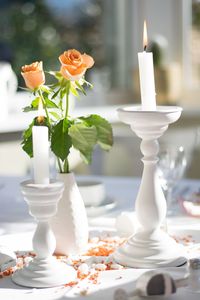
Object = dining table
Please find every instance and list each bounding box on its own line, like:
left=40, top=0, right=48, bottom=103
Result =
left=0, top=174, right=200, bottom=300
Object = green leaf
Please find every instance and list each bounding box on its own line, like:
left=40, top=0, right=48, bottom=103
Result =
left=21, top=120, right=34, bottom=157
left=42, top=93, right=59, bottom=108
left=23, top=106, right=37, bottom=112
left=22, top=97, right=40, bottom=112
left=60, top=86, right=66, bottom=99
left=22, top=135, right=33, bottom=158
left=51, top=88, right=61, bottom=99
left=19, top=86, right=30, bottom=92
left=48, top=71, right=62, bottom=80
left=82, top=79, right=93, bottom=89
left=46, top=98, right=59, bottom=109
left=31, top=97, right=39, bottom=108
left=69, top=123, right=97, bottom=164
left=51, top=119, right=72, bottom=161
left=40, top=86, right=51, bottom=94
left=81, top=114, right=113, bottom=150
left=49, top=83, right=60, bottom=89
left=70, top=84, right=79, bottom=98
left=49, top=111, right=61, bottom=120
left=75, top=81, right=86, bottom=95
left=22, top=120, right=34, bottom=140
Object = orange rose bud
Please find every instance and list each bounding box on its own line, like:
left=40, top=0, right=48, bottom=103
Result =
left=21, top=61, right=45, bottom=90
left=59, top=49, right=94, bottom=81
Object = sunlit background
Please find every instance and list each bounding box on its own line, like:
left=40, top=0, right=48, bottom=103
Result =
left=0, top=0, right=200, bottom=179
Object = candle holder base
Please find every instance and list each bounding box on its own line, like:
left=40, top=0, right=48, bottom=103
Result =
left=114, top=229, right=186, bottom=268
left=12, top=257, right=76, bottom=288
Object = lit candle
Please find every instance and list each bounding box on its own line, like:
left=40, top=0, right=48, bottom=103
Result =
left=138, top=21, right=156, bottom=110
left=32, top=99, right=49, bottom=184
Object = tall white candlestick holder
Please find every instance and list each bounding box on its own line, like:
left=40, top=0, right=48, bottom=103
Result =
left=114, top=105, right=187, bottom=268
left=12, top=180, right=76, bottom=287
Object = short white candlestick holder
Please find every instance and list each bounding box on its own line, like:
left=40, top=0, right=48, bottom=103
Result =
left=114, top=105, right=186, bottom=268
left=12, top=180, right=76, bottom=287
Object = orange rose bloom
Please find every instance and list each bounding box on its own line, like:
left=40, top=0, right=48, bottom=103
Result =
left=21, top=61, right=45, bottom=90
left=59, top=49, right=94, bottom=81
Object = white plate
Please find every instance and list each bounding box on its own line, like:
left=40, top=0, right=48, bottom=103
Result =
left=86, top=197, right=116, bottom=217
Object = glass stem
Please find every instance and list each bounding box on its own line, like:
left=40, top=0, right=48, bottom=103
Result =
left=166, top=186, right=174, bottom=214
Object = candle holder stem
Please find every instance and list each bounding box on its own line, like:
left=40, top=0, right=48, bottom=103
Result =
left=33, top=221, right=55, bottom=258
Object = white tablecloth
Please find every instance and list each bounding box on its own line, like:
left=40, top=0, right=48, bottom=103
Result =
left=0, top=175, right=200, bottom=300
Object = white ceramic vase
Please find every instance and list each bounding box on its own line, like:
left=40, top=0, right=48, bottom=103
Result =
left=50, top=173, right=88, bottom=255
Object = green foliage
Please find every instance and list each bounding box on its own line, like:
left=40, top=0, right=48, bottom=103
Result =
left=23, top=94, right=59, bottom=112
left=42, top=92, right=59, bottom=109
left=21, top=120, right=34, bottom=157
left=40, top=86, right=52, bottom=94
left=148, top=42, right=163, bottom=67
left=75, top=81, right=86, bottom=95
left=69, top=122, right=97, bottom=164
left=49, top=111, right=61, bottom=120
left=51, top=119, right=72, bottom=161
left=70, top=84, right=79, bottom=98
left=81, top=114, right=113, bottom=150
left=21, top=58, right=113, bottom=173
left=23, top=97, right=40, bottom=112
left=193, top=2, right=200, bottom=28
left=51, top=88, right=61, bottom=100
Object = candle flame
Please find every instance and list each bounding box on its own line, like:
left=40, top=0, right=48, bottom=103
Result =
left=37, top=98, right=45, bottom=123
left=143, top=20, right=148, bottom=51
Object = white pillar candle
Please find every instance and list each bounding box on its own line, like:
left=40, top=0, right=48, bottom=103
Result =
left=32, top=126, right=49, bottom=184
left=138, top=21, right=156, bottom=111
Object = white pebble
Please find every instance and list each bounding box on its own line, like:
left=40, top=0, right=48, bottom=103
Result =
left=95, top=263, right=107, bottom=271
left=90, top=268, right=95, bottom=273
left=93, top=257, right=106, bottom=264
left=84, top=257, right=95, bottom=266
left=78, top=263, right=89, bottom=275
left=110, top=263, right=123, bottom=270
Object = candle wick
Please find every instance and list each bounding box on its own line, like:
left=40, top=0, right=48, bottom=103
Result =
left=37, top=116, right=45, bottom=124
left=144, top=45, right=147, bottom=51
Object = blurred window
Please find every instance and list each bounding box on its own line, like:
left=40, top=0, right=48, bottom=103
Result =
left=0, top=0, right=105, bottom=85
left=2, top=0, right=200, bottom=106
left=191, top=0, right=200, bottom=87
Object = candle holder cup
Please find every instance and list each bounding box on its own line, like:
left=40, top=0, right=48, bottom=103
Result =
left=114, top=105, right=186, bottom=268
left=12, top=180, right=76, bottom=288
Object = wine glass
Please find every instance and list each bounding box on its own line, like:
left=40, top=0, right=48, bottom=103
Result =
left=157, top=145, right=187, bottom=216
